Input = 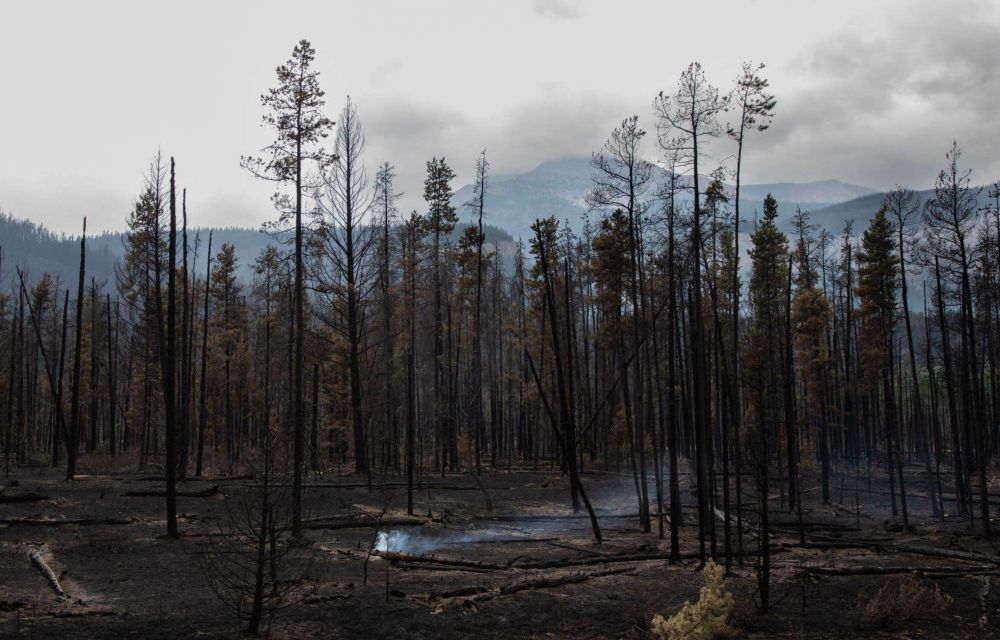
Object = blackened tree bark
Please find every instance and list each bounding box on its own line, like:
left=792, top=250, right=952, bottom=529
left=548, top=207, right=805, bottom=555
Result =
left=68, top=218, right=86, bottom=480
left=242, top=40, right=333, bottom=538
left=196, top=231, right=212, bottom=477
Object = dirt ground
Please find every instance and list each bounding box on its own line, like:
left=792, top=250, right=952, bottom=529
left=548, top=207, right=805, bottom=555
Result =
left=1, top=457, right=998, bottom=639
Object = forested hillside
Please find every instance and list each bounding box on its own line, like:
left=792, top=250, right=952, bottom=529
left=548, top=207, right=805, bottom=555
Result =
left=0, top=212, right=513, bottom=286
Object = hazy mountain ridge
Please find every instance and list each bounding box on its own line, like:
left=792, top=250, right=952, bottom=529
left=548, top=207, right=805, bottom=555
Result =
left=13, top=157, right=985, bottom=289
left=0, top=211, right=513, bottom=288
left=808, top=187, right=996, bottom=233
left=452, top=156, right=877, bottom=236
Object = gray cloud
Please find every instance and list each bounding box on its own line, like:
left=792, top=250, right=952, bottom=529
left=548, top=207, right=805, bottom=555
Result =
left=488, top=88, right=630, bottom=170
left=3, top=0, right=997, bottom=235
left=529, top=0, right=582, bottom=20
left=360, top=88, right=630, bottom=215
left=751, top=0, right=1000, bottom=189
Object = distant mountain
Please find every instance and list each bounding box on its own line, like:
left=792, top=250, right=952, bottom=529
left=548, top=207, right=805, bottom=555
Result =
left=0, top=215, right=282, bottom=290
left=452, top=157, right=593, bottom=238
left=738, top=180, right=875, bottom=206
left=0, top=211, right=512, bottom=290
left=452, top=157, right=876, bottom=237
left=810, top=187, right=994, bottom=233
left=0, top=214, right=117, bottom=289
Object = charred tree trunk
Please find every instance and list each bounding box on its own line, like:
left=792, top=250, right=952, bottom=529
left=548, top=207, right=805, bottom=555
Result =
left=196, top=231, right=212, bottom=477
left=67, top=219, right=86, bottom=480
left=106, top=294, right=117, bottom=456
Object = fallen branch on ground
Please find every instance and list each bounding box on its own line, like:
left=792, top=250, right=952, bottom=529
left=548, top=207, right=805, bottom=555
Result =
left=303, top=516, right=427, bottom=531
left=428, top=566, right=636, bottom=604
left=872, top=542, right=1000, bottom=565
left=373, top=550, right=508, bottom=571
left=29, top=550, right=66, bottom=597
left=49, top=610, right=119, bottom=618
left=801, top=564, right=997, bottom=576
left=434, top=536, right=560, bottom=546
left=475, top=513, right=639, bottom=523
left=777, top=537, right=1000, bottom=565
left=544, top=541, right=615, bottom=556
left=396, top=562, right=496, bottom=574
left=122, top=485, right=219, bottom=498
left=0, top=493, right=50, bottom=504
left=135, top=474, right=251, bottom=482
left=509, top=548, right=770, bottom=569
left=770, top=520, right=860, bottom=532
left=303, top=593, right=351, bottom=604
left=246, top=481, right=509, bottom=491
left=0, top=517, right=132, bottom=527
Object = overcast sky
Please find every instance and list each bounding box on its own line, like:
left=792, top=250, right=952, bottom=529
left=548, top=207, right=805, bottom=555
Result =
left=2, top=0, right=998, bottom=234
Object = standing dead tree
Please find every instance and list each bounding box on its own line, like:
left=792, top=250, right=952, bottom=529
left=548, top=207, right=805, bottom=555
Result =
left=311, top=95, right=375, bottom=478
left=242, top=39, right=333, bottom=538
left=655, top=61, right=730, bottom=565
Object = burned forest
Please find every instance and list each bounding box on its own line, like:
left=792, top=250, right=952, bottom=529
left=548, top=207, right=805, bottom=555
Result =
left=2, top=9, right=1000, bottom=639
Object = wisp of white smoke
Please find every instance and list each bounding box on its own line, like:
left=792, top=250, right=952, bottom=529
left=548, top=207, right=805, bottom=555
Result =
left=374, top=527, right=535, bottom=554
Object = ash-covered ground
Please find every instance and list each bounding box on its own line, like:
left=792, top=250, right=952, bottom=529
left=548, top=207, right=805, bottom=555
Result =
left=1, top=458, right=997, bottom=638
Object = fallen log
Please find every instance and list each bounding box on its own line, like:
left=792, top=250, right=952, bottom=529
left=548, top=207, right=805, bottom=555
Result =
left=430, top=584, right=492, bottom=599
left=512, top=553, right=673, bottom=569
left=179, top=530, right=230, bottom=539
left=29, top=550, right=66, bottom=597
left=303, top=593, right=352, bottom=604
left=836, top=486, right=1000, bottom=508
left=923, top=569, right=1000, bottom=579
left=0, top=492, right=50, bottom=504
left=50, top=610, right=119, bottom=618
left=435, top=536, right=560, bottom=546
left=374, top=550, right=507, bottom=571
left=140, top=474, right=252, bottom=482
left=476, top=513, right=640, bottom=523
left=0, top=517, right=132, bottom=527
left=544, top=541, right=615, bottom=556
left=122, top=485, right=219, bottom=498
left=496, top=566, right=634, bottom=598
left=801, top=563, right=997, bottom=576
left=303, top=516, right=427, bottom=531
left=882, top=543, right=1000, bottom=565
left=396, top=562, right=496, bottom=574
left=513, top=551, right=676, bottom=569
left=778, top=537, right=1000, bottom=566
left=430, top=566, right=635, bottom=603
left=770, top=520, right=860, bottom=532
left=511, top=548, right=783, bottom=570
left=245, top=481, right=509, bottom=491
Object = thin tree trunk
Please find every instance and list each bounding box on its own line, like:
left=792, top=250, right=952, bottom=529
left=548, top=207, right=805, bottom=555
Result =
left=196, top=232, right=212, bottom=477
left=67, top=219, right=87, bottom=480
